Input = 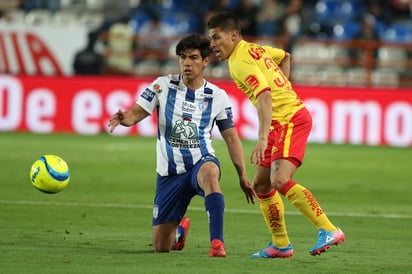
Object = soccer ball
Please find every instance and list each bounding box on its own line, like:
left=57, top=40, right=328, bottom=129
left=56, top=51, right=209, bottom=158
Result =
left=30, top=155, right=70, bottom=194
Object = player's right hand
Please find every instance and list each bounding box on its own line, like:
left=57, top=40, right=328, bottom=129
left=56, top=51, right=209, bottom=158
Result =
left=108, top=109, right=125, bottom=133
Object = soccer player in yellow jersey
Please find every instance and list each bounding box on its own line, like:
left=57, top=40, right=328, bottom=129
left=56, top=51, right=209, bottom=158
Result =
left=208, top=11, right=345, bottom=258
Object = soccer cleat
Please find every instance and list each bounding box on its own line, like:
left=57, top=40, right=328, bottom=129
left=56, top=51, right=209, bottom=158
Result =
left=309, top=227, right=345, bottom=256
left=208, top=239, right=226, bottom=257
left=250, top=242, right=294, bottom=259
left=171, top=217, right=190, bottom=251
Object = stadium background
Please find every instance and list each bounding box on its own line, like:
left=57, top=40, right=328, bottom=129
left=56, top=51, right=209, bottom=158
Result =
left=1, top=2, right=412, bottom=272
left=0, top=0, right=411, bottom=147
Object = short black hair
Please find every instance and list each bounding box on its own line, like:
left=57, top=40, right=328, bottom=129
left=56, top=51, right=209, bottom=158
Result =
left=207, top=11, right=241, bottom=33
left=175, top=34, right=211, bottom=59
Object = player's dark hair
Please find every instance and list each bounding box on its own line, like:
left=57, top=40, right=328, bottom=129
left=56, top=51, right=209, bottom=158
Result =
left=176, top=34, right=211, bottom=59
left=207, top=11, right=241, bottom=33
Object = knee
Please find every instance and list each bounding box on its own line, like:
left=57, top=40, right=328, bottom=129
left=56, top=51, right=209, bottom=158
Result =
left=253, top=179, right=272, bottom=194
left=153, top=241, right=171, bottom=253
left=198, top=164, right=221, bottom=195
left=271, top=176, right=289, bottom=191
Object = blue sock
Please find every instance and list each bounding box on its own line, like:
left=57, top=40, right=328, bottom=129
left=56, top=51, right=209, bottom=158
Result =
left=175, top=226, right=185, bottom=243
left=205, top=192, right=225, bottom=242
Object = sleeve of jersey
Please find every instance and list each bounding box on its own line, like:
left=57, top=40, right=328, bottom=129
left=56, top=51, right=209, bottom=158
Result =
left=136, top=78, right=160, bottom=115
left=215, top=89, right=235, bottom=132
left=232, top=58, right=271, bottom=98
left=264, top=46, right=287, bottom=65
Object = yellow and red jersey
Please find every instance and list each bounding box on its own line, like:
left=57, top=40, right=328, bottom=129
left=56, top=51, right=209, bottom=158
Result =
left=228, top=40, right=305, bottom=124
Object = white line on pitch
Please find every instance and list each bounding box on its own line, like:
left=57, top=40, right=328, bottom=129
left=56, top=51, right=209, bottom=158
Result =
left=1, top=199, right=411, bottom=219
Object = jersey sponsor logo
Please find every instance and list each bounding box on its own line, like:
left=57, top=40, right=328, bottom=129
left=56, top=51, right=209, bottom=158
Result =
left=141, top=88, right=156, bottom=102
left=182, top=101, right=197, bottom=113
left=248, top=46, right=265, bottom=60
left=245, top=74, right=260, bottom=92
left=170, top=117, right=200, bottom=148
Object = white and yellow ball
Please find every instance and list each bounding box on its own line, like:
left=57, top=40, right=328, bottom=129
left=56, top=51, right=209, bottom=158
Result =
left=30, top=155, right=70, bottom=194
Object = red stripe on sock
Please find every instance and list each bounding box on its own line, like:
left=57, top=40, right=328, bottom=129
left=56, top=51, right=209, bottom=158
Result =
left=279, top=180, right=296, bottom=196
left=256, top=188, right=276, bottom=199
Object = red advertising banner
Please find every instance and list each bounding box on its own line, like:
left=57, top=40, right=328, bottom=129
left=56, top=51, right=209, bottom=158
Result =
left=1, top=75, right=411, bottom=147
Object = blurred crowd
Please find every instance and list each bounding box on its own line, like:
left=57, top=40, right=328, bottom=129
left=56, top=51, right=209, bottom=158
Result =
left=0, top=0, right=411, bottom=78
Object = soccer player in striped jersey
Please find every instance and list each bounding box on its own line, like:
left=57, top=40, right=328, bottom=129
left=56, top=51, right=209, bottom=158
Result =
left=108, top=34, right=255, bottom=257
left=208, top=12, right=345, bottom=258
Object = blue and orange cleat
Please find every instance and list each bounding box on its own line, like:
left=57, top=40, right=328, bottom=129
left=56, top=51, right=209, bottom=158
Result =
left=309, top=227, right=345, bottom=256
left=209, top=239, right=226, bottom=257
left=171, top=217, right=190, bottom=251
left=250, top=242, right=294, bottom=259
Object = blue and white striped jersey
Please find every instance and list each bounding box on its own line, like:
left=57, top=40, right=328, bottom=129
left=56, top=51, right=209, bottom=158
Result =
left=137, top=74, right=234, bottom=176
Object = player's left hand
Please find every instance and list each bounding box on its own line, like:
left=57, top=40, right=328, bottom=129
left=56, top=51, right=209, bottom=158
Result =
left=240, top=176, right=255, bottom=204
left=250, top=139, right=267, bottom=166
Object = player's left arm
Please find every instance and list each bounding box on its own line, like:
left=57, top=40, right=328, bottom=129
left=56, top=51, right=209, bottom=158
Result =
left=278, top=52, right=290, bottom=79
left=264, top=46, right=291, bottom=79
left=219, top=125, right=255, bottom=204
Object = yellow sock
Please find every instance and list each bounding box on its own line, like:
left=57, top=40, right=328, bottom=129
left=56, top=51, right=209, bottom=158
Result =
left=283, top=180, right=336, bottom=231
left=257, top=189, right=290, bottom=248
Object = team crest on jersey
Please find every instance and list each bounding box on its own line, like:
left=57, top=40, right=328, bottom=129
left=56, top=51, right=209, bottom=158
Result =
left=170, top=117, right=200, bottom=148
left=152, top=83, right=162, bottom=93
left=245, top=74, right=260, bottom=92
left=198, top=101, right=209, bottom=111
left=153, top=204, right=159, bottom=219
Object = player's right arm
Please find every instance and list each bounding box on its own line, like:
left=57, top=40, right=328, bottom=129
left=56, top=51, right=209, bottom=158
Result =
left=108, top=104, right=150, bottom=133
left=252, top=90, right=272, bottom=166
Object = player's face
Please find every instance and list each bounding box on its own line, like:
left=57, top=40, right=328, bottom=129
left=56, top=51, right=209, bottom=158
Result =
left=209, top=27, right=236, bottom=61
left=178, top=48, right=208, bottom=82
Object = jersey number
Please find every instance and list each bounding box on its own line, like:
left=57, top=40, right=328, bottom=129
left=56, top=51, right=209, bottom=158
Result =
left=264, top=57, right=288, bottom=88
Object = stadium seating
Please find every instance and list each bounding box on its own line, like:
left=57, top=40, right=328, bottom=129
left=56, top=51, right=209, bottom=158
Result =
left=332, top=21, right=361, bottom=40
left=24, top=9, right=52, bottom=25
left=50, top=10, right=78, bottom=26
left=134, top=60, right=161, bottom=76
left=1, top=0, right=410, bottom=87
left=377, top=46, right=408, bottom=72
left=371, top=69, right=399, bottom=87
left=5, top=9, right=25, bottom=24
left=382, top=23, right=412, bottom=43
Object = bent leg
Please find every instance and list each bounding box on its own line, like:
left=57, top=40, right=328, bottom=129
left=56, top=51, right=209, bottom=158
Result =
left=272, top=159, right=336, bottom=231
left=152, top=221, right=178, bottom=252
left=197, top=161, right=226, bottom=256
left=197, top=161, right=224, bottom=242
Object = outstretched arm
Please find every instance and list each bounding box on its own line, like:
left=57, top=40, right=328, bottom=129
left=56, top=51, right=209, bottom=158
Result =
left=108, top=104, right=150, bottom=133
left=220, top=127, right=255, bottom=204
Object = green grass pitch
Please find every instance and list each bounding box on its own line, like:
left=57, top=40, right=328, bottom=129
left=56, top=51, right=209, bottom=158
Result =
left=0, top=132, right=411, bottom=273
